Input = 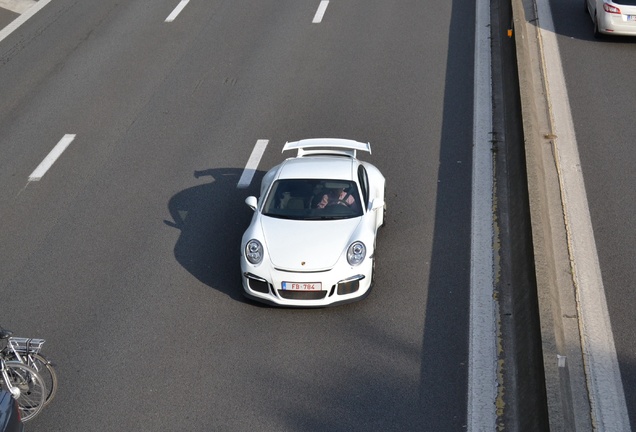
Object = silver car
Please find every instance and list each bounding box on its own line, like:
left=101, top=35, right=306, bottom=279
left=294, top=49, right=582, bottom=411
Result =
left=586, top=0, right=636, bottom=37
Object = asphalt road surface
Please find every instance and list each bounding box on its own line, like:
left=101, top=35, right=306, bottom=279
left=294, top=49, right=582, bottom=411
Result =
left=0, top=1, right=488, bottom=430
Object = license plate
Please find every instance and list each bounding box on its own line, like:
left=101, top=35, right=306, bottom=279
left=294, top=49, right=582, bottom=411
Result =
left=282, top=282, right=322, bottom=291
left=628, top=15, right=636, bottom=21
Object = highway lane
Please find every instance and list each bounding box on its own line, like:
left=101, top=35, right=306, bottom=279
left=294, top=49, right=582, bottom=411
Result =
left=1, top=1, right=487, bottom=430
left=542, top=0, right=636, bottom=428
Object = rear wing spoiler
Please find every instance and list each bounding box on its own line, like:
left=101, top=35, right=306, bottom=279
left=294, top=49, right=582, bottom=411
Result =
left=282, top=138, right=372, bottom=158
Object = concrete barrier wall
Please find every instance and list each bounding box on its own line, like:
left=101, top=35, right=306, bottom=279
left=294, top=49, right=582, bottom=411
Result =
left=510, top=0, right=593, bottom=430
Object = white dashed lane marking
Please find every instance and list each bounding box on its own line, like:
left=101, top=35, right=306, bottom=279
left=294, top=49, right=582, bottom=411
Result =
left=165, top=0, right=190, bottom=22
left=312, top=1, right=329, bottom=23
left=29, top=134, right=76, bottom=182
left=237, top=140, right=269, bottom=189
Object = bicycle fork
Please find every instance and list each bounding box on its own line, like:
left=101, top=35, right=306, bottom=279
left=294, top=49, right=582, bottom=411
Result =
left=0, top=360, right=21, bottom=399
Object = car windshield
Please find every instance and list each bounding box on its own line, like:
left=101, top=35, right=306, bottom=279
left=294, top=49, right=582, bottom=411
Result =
left=262, top=179, right=363, bottom=220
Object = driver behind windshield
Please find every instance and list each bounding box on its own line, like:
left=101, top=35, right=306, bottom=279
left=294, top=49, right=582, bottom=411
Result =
left=317, top=186, right=355, bottom=208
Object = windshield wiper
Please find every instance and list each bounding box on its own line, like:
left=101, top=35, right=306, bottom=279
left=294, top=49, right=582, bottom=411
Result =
left=264, top=213, right=303, bottom=220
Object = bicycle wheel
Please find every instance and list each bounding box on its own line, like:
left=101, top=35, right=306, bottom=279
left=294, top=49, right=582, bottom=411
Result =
left=1, top=361, right=46, bottom=422
left=2, top=350, right=58, bottom=406
left=29, top=354, right=58, bottom=406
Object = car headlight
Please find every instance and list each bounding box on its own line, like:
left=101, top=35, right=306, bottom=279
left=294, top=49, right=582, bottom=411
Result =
left=245, top=239, right=264, bottom=265
left=347, top=241, right=366, bottom=266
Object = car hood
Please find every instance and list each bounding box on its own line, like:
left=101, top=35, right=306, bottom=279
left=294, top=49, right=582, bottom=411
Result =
left=260, top=217, right=361, bottom=270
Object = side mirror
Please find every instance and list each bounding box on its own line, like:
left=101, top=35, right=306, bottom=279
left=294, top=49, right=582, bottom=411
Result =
left=369, top=198, right=384, bottom=211
left=245, top=196, right=258, bottom=211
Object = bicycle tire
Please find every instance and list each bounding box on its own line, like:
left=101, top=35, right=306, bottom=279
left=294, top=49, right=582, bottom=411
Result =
left=2, top=350, right=58, bottom=406
left=1, top=361, right=46, bottom=422
left=29, top=353, right=58, bottom=406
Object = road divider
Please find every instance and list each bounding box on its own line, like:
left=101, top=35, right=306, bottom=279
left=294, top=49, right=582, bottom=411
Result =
left=512, top=0, right=630, bottom=429
left=467, top=0, right=496, bottom=430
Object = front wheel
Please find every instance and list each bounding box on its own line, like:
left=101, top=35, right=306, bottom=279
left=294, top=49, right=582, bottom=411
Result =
left=29, top=354, right=58, bottom=406
left=1, top=361, right=47, bottom=421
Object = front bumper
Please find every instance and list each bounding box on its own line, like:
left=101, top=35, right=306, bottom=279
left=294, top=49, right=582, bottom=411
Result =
left=240, top=259, right=374, bottom=307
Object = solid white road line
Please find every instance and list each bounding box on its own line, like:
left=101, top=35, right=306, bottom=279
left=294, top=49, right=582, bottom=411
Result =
left=0, top=0, right=51, bottom=43
left=28, top=134, right=76, bottom=181
left=535, top=0, right=631, bottom=429
left=312, top=1, right=329, bottom=23
left=467, top=0, right=496, bottom=429
left=237, top=140, right=269, bottom=189
left=165, top=0, right=190, bottom=23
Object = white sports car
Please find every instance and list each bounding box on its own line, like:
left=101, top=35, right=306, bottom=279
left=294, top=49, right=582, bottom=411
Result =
left=240, top=138, right=386, bottom=307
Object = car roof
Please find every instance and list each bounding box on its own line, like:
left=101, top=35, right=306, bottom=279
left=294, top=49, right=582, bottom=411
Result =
left=277, top=155, right=357, bottom=181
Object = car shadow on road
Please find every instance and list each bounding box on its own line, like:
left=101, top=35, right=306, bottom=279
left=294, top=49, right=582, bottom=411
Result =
left=164, top=167, right=264, bottom=302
